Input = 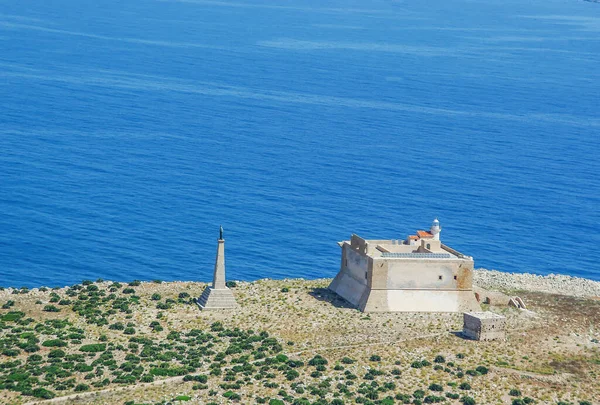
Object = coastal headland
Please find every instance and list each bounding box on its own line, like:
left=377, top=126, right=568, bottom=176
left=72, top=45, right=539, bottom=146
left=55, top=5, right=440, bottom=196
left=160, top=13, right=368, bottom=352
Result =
left=0, top=270, right=598, bottom=405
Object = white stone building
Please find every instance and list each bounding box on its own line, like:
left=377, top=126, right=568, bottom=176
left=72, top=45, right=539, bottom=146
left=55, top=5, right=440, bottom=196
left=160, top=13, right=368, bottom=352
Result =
left=328, top=219, right=480, bottom=312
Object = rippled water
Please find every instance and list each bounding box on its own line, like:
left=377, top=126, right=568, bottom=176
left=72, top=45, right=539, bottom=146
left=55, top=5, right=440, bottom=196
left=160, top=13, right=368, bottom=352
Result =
left=1, top=0, right=599, bottom=287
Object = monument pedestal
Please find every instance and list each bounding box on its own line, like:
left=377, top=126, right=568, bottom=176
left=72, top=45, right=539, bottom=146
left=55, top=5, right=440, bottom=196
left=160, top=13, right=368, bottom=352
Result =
left=197, top=286, right=237, bottom=310
left=197, top=230, right=238, bottom=311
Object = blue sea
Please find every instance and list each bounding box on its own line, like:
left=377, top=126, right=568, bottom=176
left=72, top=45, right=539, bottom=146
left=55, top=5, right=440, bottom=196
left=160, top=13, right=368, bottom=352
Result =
left=1, top=0, right=599, bottom=288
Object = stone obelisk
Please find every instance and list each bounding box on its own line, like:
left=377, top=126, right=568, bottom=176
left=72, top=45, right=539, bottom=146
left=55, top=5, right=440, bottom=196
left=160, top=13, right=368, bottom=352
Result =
left=197, top=226, right=238, bottom=310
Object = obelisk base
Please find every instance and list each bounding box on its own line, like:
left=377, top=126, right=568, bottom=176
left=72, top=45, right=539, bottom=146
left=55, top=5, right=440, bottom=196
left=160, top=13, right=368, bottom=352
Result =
left=197, top=286, right=237, bottom=310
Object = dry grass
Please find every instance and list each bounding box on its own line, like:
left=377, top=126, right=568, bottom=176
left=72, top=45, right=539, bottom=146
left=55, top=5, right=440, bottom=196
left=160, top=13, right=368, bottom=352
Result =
left=1, top=279, right=599, bottom=405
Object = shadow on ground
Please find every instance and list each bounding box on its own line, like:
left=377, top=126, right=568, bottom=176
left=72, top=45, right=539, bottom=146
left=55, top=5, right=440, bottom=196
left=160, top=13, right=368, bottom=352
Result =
left=309, top=287, right=356, bottom=309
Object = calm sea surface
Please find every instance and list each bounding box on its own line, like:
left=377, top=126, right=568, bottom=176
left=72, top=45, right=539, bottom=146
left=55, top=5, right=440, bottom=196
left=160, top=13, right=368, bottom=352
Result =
left=1, top=0, right=599, bottom=287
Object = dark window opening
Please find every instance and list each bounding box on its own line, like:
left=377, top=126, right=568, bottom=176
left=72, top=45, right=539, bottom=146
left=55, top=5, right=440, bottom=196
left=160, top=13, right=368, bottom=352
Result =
left=438, top=275, right=442, bottom=280
left=454, top=275, right=457, bottom=280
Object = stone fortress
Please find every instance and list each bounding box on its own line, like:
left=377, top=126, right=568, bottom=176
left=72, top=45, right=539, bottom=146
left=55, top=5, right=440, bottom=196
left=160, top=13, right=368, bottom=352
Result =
left=197, top=221, right=512, bottom=341
left=328, top=219, right=481, bottom=312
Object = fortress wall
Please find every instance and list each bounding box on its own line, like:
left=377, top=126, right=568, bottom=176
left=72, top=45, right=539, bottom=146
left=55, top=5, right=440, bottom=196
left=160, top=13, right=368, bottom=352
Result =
left=328, top=244, right=369, bottom=307
left=362, top=290, right=480, bottom=312
left=382, top=259, right=469, bottom=290
left=344, top=245, right=369, bottom=282
left=441, top=244, right=468, bottom=257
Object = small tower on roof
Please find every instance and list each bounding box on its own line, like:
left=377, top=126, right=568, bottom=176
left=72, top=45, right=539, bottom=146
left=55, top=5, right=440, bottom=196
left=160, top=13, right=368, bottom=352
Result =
left=430, top=218, right=441, bottom=241
left=197, top=226, right=238, bottom=310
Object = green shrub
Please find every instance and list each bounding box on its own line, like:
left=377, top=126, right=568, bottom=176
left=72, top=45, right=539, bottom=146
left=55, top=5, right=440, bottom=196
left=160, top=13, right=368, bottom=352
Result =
left=74, top=384, right=89, bottom=392
left=48, top=349, right=66, bottom=358
left=32, top=388, right=55, bottom=399
left=42, top=339, right=67, bottom=347
left=341, top=357, right=355, bottom=364
left=280, top=287, right=289, bottom=293
left=270, top=400, right=285, bottom=405
left=28, top=354, right=43, bottom=362
left=80, top=343, right=106, bottom=353
left=151, top=293, right=161, bottom=301
left=461, top=396, right=476, bottom=405
left=459, top=382, right=471, bottom=390
left=509, top=389, right=522, bottom=397
left=434, top=355, right=445, bottom=363
left=141, top=374, right=154, bottom=382
left=74, top=363, right=94, bottom=372
left=396, top=393, right=411, bottom=403
left=123, top=327, right=135, bottom=335
left=1, top=300, right=15, bottom=309
left=1, top=311, right=25, bottom=321
left=43, top=305, right=60, bottom=312
left=24, top=344, right=40, bottom=353
left=308, top=355, right=328, bottom=366
left=156, top=302, right=171, bottom=310
left=2, top=348, right=20, bottom=356
left=475, top=365, right=488, bottom=374
left=429, top=383, right=443, bottom=392
left=369, top=355, right=381, bottom=361
left=226, top=281, right=237, bottom=288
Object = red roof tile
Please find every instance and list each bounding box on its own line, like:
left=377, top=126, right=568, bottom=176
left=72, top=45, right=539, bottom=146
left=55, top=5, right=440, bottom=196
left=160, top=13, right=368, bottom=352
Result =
left=416, top=230, right=433, bottom=238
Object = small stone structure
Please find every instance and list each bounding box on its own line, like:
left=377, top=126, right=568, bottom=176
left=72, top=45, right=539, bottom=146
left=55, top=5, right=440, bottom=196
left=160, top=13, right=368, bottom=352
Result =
left=473, top=286, right=526, bottom=309
left=197, top=227, right=238, bottom=310
left=329, top=219, right=481, bottom=312
left=462, top=311, right=506, bottom=341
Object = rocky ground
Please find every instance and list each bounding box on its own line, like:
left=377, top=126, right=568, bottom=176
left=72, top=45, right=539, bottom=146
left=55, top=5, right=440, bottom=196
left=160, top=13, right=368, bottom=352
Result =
left=473, top=269, right=600, bottom=298
left=0, top=270, right=598, bottom=405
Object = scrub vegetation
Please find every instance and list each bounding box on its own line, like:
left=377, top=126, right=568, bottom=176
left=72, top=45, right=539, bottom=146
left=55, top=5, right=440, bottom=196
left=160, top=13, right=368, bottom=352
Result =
left=0, top=276, right=598, bottom=405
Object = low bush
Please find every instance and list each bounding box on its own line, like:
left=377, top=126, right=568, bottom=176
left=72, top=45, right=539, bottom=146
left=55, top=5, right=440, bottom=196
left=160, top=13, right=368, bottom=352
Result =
left=32, top=388, right=55, bottom=399
left=80, top=344, right=106, bottom=353
left=461, top=396, right=476, bottom=405
left=43, top=305, right=60, bottom=312
left=429, top=383, right=443, bottom=392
